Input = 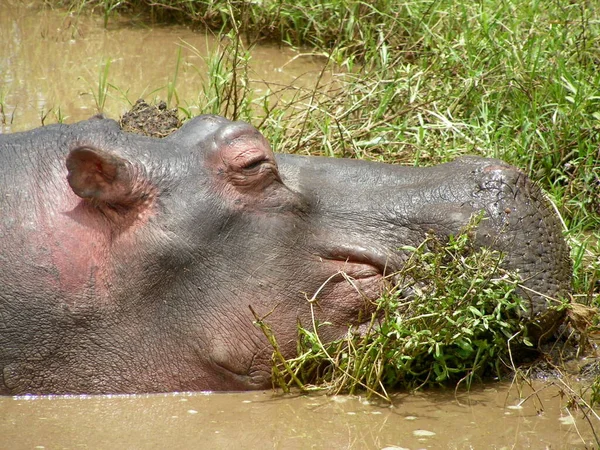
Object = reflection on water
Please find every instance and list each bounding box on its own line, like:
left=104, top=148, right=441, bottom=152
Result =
left=0, top=382, right=596, bottom=449
left=0, top=0, right=328, bottom=133
left=0, top=2, right=597, bottom=449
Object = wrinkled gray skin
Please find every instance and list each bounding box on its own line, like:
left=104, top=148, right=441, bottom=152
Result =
left=0, top=115, right=571, bottom=395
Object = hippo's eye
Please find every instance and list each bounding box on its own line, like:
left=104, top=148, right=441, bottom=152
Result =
left=243, top=158, right=266, bottom=171
left=237, top=151, right=269, bottom=173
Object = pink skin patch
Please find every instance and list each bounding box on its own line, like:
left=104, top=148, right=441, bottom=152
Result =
left=26, top=186, right=111, bottom=301
left=30, top=149, right=158, bottom=303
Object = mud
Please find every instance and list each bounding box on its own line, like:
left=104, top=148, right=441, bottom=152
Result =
left=119, top=99, right=181, bottom=137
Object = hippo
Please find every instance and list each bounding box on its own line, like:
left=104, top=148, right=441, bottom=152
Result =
left=0, top=115, right=571, bottom=395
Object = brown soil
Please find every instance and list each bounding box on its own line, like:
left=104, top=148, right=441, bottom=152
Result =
left=119, top=99, right=182, bottom=137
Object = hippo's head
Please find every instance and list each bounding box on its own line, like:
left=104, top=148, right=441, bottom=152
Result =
left=0, top=115, right=571, bottom=394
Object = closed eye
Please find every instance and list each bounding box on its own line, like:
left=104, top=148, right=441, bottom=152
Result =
left=243, top=158, right=266, bottom=171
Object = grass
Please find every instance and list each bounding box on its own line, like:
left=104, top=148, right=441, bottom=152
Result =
left=0, top=88, right=11, bottom=126
left=166, top=47, right=182, bottom=107
left=49, top=0, right=599, bottom=411
left=77, top=57, right=114, bottom=113
left=101, top=0, right=598, bottom=233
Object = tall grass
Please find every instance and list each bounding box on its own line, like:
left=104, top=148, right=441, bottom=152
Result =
left=78, top=57, right=113, bottom=113
left=0, top=88, right=11, bottom=126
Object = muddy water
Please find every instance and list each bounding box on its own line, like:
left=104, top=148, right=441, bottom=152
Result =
left=0, top=1, right=328, bottom=133
left=1, top=382, right=597, bottom=449
left=0, top=2, right=598, bottom=449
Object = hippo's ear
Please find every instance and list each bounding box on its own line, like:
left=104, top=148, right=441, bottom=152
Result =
left=66, top=147, right=140, bottom=205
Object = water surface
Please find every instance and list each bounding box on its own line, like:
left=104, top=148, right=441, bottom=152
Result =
left=1, top=382, right=596, bottom=449
left=0, top=0, right=328, bottom=133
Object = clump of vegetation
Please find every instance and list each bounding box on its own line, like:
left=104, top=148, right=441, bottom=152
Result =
left=592, top=376, right=600, bottom=409
left=253, top=216, right=567, bottom=400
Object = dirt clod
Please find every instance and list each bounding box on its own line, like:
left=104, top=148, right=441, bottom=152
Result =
left=119, top=99, right=181, bottom=137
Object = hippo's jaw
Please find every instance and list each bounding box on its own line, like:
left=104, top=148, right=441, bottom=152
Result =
left=310, top=257, right=387, bottom=313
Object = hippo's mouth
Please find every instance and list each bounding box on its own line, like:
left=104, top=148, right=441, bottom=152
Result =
left=324, top=245, right=398, bottom=281
left=311, top=247, right=398, bottom=328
